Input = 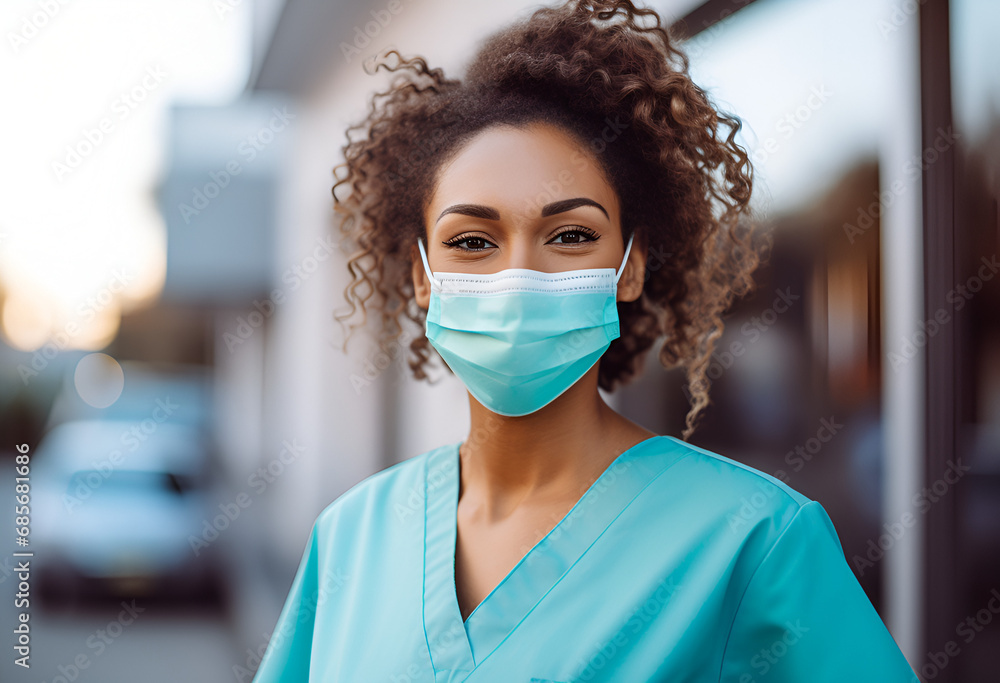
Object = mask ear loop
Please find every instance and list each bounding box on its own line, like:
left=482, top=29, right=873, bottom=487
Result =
left=614, top=232, right=636, bottom=285
left=417, top=237, right=441, bottom=290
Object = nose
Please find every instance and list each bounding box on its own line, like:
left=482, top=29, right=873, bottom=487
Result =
left=500, top=238, right=547, bottom=272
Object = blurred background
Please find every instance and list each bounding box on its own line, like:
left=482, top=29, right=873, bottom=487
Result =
left=0, top=0, right=996, bottom=680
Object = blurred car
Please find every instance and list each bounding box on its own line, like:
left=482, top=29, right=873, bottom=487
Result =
left=31, top=419, right=224, bottom=608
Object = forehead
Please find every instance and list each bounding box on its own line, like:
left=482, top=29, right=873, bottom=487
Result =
left=427, top=122, right=619, bottom=221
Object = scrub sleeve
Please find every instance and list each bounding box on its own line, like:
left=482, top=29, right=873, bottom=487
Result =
left=719, top=500, right=919, bottom=682
left=252, top=520, right=320, bottom=683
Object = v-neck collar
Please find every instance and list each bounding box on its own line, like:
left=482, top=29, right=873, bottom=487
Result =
left=420, top=434, right=687, bottom=677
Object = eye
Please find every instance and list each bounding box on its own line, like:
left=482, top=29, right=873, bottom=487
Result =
left=442, top=233, right=496, bottom=252
left=549, top=227, right=599, bottom=244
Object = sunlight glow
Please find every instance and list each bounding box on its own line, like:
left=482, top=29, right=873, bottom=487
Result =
left=0, top=0, right=250, bottom=351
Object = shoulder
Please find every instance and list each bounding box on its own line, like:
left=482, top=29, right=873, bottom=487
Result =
left=645, top=438, right=853, bottom=618
left=310, top=441, right=457, bottom=535
left=659, top=435, right=811, bottom=506
left=644, top=435, right=831, bottom=548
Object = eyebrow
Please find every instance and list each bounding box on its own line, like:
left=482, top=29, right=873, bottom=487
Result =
left=435, top=197, right=609, bottom=224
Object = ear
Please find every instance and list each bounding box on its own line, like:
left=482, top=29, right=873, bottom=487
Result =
left=616, top=232, right=647, bottom=303
left=411, top=242, right=431, bottom=310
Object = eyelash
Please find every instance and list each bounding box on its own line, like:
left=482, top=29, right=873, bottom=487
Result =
left=442, top=227, right=600, bottom=251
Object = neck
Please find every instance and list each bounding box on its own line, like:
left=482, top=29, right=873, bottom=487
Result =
left=457, top=364, right=639, bottom=521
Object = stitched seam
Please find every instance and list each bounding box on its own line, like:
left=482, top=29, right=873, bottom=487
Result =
left=716, top=500, right=814, bottom=682
left=436, top=272, right=614, bottom=295
left=421, top=452, right=435, bottom=673
left=439, top=284, right=615, bottom=295
left=662, top=435, right=805, bottom=509
left=462, top=437, right=664, bottom=624
left=438, top=272, right=612, bottom=284
left=473, top=447, right=694, bottom=673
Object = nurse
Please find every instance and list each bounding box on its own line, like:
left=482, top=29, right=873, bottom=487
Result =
left=253, top=0, right=920, bottom=681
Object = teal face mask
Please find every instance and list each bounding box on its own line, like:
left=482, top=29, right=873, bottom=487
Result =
left=417, top=232, right=635, bottom=416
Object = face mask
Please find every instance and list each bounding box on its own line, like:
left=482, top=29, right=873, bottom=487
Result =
left=417, top=231, right=635, bottom=416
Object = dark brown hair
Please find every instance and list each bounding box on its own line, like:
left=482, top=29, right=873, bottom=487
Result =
left=331, top=0, right=768, bottom=439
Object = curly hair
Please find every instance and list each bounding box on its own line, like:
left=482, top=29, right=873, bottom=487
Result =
left=331, top=0, right=767, bottom=440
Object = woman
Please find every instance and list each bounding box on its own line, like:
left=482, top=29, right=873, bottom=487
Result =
left=253, top=1, right=919, bottom=681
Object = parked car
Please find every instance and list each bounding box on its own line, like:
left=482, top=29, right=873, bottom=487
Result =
left=31, top=419, right=223, bottom=608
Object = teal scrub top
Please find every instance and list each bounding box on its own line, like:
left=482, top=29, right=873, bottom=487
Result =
left=252, top=435, right=919, bottom=682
